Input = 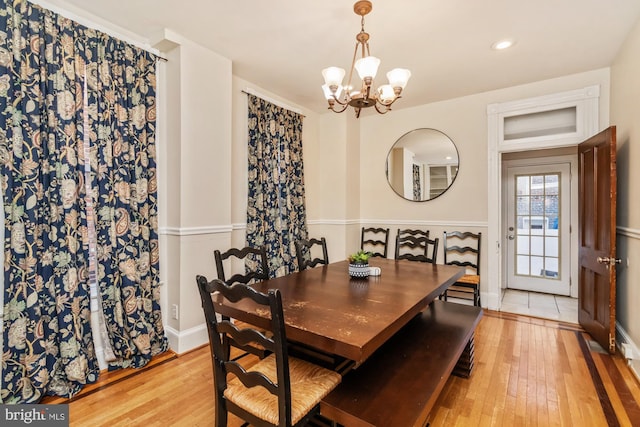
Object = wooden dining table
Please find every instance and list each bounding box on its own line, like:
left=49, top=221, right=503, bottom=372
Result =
left=211, top=258, right=465, bottom=366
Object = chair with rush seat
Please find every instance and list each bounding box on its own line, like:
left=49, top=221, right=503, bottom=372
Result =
left=196, top=276, right=341, bottom=427
left=441, top=231, right=482, bottom=307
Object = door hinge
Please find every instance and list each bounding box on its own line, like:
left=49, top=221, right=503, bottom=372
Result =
left=609, top=334, right=616, bottom=353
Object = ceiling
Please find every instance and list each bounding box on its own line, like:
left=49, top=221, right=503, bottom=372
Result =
left=39, top=0, right=640, bottom=115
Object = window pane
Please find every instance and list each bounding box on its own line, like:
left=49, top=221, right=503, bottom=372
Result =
left=531, top=256, right=544, bottom=276
left=545, top=174, right=559, bottom=195
left=545, top=194, right=559, bottom=215
left=517, top=176, right=530, bottom=195
left=517, top=196, right=530, bottom=215
left=531, top=196, right=545, bottom=218
left=545, top=257, right=559, bottom=278
left=517, top=235, right=530, bottom=255
left=545, top=236, right=559, bottom=257
left=531, top=236, right=544, bottom=256
left=517, top=255, right=530, bottom=275
left=517, top=215, right=530, bottom=233
left=531, top=175, right=544, bottom=195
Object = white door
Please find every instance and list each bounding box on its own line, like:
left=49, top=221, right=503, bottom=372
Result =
left=506, top=163, right=571, bottom=295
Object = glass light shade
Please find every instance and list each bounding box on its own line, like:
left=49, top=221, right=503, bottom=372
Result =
left=387, top=68, right=411, bottom=89
left=322, top=67, right=346, bottom=87
left=354, top=56, right=381, bottom=80
left=377, top=84, right=396, bottom=103
left=322, top=84, right=342, bottom=100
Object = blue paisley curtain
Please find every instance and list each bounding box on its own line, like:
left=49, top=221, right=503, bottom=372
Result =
left=81, top=28, right=167, bottom=371
left=413, top=164, right=421, bottom=200
left=246, top=95, right=308, bottom=277
left=0, top=0, right=167, bottom=403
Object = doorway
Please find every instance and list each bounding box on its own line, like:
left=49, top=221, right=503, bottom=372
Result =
left=486, top=85, right=600, bottom=317
left=500, top=152, right=579, bottom=322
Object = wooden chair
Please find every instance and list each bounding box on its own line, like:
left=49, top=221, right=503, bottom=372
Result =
left=196, top=276, right=341, bottom=427
left=214, top=246, right=270, bottom=358
left=394, top=229, right=439, bottom=264
left=360, top=227, right=390, bottom=258
left=441, top=231, right=481, bottom=307
left=295, top=237, right=329, bottom=271
left=214, top=246, right=270, bottom=284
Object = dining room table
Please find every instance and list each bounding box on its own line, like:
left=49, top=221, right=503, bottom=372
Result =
left=210, top=257, right=465, bottom=367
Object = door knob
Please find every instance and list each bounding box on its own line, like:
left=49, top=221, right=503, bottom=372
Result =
left=508, top=235, right=515, bottom=240
left=597, top=256, right=622, bottom=269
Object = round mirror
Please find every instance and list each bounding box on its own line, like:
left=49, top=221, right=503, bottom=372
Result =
left=386, top=128, right=459, bottom=201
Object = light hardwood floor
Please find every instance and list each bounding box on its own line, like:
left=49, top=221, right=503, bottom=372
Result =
left=60, top=310, right=640, bottom=426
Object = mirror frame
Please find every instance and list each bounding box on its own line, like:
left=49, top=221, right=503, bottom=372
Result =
left=385, top=128, right=460, bottom=201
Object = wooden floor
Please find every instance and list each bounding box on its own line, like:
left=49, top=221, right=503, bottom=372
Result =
left=61, top=310, right=640, bottom=426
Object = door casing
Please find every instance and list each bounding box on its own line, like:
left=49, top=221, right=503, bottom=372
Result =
left=487, top=86, right=600, bottom=310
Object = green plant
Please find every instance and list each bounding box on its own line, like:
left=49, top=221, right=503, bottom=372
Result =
left=348, top=250, right=372, bottom=264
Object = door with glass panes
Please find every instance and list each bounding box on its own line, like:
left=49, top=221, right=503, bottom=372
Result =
left=506, top=163, right=571, bottom=295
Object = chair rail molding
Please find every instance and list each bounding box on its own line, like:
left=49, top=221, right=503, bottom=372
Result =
left=617, top=226, right=640, bottom=240
left=159, top=225, right=232, bottom=236
left=230, top=219, right=488, bottom=229
left=360, top=219, right=487, bottom=228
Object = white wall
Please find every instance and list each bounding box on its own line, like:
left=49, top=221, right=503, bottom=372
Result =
left=156, top=31, right=233, bottom=353
left=610, top=17, right=640, bottom=376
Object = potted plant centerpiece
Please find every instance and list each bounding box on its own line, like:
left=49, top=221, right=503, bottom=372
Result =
left=348, top=250, right=372, bottom=278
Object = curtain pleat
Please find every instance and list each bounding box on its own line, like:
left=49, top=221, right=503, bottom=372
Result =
left=89, top=35, right=167, bottom=370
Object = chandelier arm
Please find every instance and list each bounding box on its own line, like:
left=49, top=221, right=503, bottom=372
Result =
left=374, top=102, right=391, bottom=114
left=378, top=94, right=402, bottom=108
left=330, top=95, right=349, bottom=106
left=330, top=103, right=350, bottom=113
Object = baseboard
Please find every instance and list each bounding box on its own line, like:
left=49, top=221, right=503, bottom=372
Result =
left=482, top=291, right=501, bottom=311
left=163, top=323, right=209, bottom=355
left=616, top=321, right=640, bottom=382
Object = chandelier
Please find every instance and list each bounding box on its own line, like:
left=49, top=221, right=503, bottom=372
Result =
left=321, top=1, right=411, bottom=118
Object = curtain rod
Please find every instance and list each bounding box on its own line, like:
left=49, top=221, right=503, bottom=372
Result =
left=30, top=0, right=168, bottom=62
left=242, top=88, right=304, bottom=116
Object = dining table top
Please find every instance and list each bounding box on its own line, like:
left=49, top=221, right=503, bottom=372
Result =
left=211, top=258, right=465, bottom=366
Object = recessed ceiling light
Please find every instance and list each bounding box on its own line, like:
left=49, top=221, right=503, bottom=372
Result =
left=491, top=39, right=515, bottom=50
